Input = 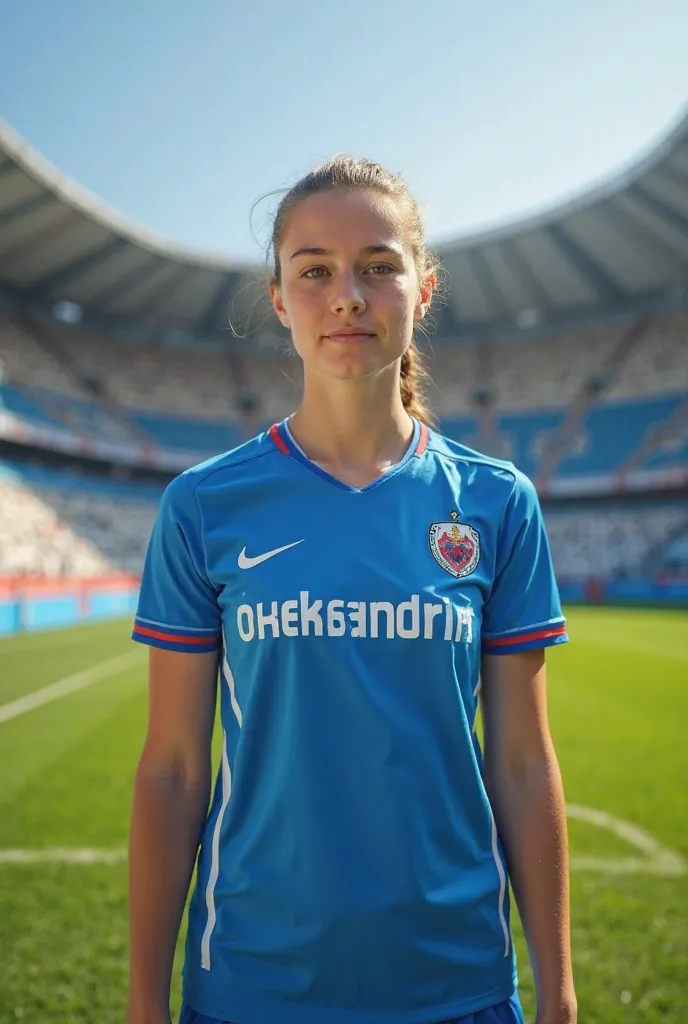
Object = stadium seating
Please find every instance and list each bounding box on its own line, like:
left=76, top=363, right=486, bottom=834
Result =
left=0, top=303, right=683, bottom=593
left=131, top=411, right=244, bottom=453
left=43, top=320, right=300, bottom=424
left=429, top=324, right=621, bottom=413
left=0, top=312, right=303, bottom=450
left=557, top=396, right=685, bottom=477
left=656, top=527, right=688, bottom=576
left=1, top=458, right=685, bottom=586
left=0, top=462, right=160, bottom=578
left=0, top=315, right=83, bottom=397
left=0, top=382, right=62, bottom=430
left=50, top=325, right=244, bottom=419
left=604, top=310, right=688, bottom=401
left=430, top=309, right=687, bottom=413
left=638, top=399, right=688, bottom=471
left=493, top=411, right=565, bottom=479
left=545, top=503, right=688, bottom=581
left=441, top=412, right=566, bottom=479
left=0, top=306, right=686, bottom=486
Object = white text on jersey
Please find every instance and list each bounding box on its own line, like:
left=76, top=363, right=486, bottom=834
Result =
left=235, top=592, right=474, bottom=643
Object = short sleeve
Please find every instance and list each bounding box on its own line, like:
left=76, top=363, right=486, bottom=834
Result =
left=132, top=475, right=222, bottom=654
left=482, top=471, right=568, bottom=656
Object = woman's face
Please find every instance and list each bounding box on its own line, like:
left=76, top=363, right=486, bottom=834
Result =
left=270, top=190, right=432, bottom=384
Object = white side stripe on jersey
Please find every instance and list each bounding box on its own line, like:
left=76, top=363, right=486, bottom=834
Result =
left=201, top=731, right=232, bottom=972
left=223, top=630, right=243, bottom=728
left=489, top=812, right=510, bottom=958
left=201, top=643, right=243, bottom=971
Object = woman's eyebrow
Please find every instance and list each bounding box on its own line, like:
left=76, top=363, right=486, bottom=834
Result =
left=289, top=244, right=404, bottom=260
left=289, top=246, right=329, bottom=260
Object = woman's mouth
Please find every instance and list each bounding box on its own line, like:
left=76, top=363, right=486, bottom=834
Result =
left=325, top=330, right=376, bottom=343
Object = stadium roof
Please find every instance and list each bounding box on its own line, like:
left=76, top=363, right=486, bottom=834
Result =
left=1, top=110, right=687, bottom=342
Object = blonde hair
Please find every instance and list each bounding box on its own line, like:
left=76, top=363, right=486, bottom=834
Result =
left=269, top=155, right=439, bottom=426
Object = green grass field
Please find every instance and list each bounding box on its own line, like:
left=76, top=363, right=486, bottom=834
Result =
left=0, top=608, right=686, bottom=1023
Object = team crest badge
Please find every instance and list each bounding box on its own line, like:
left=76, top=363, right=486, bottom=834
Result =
left=429, top=511, right=480, bottom=579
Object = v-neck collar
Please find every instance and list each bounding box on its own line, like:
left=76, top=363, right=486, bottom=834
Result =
left=268, top=417, right=428, bottom=493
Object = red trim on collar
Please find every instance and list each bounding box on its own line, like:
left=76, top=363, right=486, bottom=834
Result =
left=415, top=422, right=429, bottom=455
left=271, top=420, right=427, bottom=458
left=268, top=423, right=290, bottom=455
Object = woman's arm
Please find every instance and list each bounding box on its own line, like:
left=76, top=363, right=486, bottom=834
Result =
left=127, top=648, right=219, bottom=1024
left=481, top=649, right=576, bottom=1024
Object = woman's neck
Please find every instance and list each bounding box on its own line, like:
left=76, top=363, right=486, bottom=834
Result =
left=288, top=372, right=415, bottom=474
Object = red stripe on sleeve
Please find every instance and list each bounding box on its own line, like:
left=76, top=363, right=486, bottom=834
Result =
left=134, top=624, right=220, bottom=645
left=415, top=422, right=429, bottom=456
left=484, top=624, right=567, bottom=647
left=269, top=423, right=290, bottom=455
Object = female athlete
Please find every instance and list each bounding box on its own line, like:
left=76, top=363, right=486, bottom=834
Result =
left=128, top=156, right=577, bottom=1024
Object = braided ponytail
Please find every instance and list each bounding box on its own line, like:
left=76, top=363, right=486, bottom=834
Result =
left=400, top=339, right=436, bottom=427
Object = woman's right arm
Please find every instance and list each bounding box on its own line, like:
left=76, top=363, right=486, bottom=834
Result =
left=127, top=647, right=219, bottom=1024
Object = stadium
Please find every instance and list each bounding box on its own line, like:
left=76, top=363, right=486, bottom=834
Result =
left=0, top=107, right=687, bottom=1024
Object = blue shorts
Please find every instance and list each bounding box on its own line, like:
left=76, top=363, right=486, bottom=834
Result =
left=179, top=992, right=524, bottom=1024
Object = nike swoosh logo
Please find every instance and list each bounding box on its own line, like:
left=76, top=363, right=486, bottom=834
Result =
left=237, top=539, right=304, bottom=569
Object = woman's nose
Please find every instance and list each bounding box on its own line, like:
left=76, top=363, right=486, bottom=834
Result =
left=330, top=274, right=366, bottom=315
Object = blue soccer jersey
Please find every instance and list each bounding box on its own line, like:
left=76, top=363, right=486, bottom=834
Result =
left=133, top=419, right=568, bottom=1024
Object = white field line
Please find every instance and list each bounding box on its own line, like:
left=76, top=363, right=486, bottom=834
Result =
left=0, top=848, right=126, bottom=864
left=0, top=650, right=145, bottom=725
left=0, top=806, right=685, bottom=875
left=567, top=803, right=686, bottom=877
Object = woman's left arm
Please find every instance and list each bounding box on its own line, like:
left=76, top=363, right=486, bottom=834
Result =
left=481, top=648, right=577, bottom=1024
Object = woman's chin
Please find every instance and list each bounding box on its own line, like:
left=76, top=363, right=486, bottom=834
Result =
left=320, top=352, right=382, bottom=381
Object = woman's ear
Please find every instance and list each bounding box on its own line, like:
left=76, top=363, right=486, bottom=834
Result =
left=413, top=271, right=436, bottom=323
left=269, top=281, right=290, bottom=329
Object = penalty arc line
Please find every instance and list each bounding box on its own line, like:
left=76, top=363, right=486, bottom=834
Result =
left=0, top=650, right=146, bottom=725
left=566, top=802, right=687, bottom=877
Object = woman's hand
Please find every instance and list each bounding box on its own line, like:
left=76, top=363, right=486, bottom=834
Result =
left=535, top=992, right=578, bottom=1023
left=126, top=1006, right=172, bottom=1024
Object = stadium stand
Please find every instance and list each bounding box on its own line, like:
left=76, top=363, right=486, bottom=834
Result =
left=429, top=324, right=621, bottom=414
left=433, top=309, right=687, bottom=482
left=545, top=502, right=688, bottom=582
left=0, top=311, right=301, bottom=450
left=2, top=308, right=686, bottom=474
left=0, top=112, right=686, bottom=603
left=0, top=461, right=159, bottom=578
left=605, top=310, right=688, bottom=401
left=656, top=525, right=688, bottom=576
left=2, top=460, right=685, bottom=589
left=1, top=313, right=686, bottom=592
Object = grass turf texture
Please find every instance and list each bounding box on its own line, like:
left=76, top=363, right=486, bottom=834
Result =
left=0, top=609, right=686, bottom=1023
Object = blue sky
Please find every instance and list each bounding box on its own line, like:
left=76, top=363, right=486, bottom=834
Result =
left=1, top=0, right=687, bottom=261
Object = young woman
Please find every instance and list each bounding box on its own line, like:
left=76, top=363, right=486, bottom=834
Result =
left=128, top=156, right=576, bottom=1024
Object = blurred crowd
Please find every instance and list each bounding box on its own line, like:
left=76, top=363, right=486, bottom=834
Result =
left=546, top=504, right=687, bottom=581
left=0, top=308, right=686, bottom=583
left=1, top=471, right=685, bottom=584
left=1, top=309, right=685, bottom=427
left=429, top=309, right=687, bottom=415
left=0, top=476, right=156, bottom=578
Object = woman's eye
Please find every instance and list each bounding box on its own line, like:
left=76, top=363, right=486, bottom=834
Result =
left=301, top=263, right=396, bottom=279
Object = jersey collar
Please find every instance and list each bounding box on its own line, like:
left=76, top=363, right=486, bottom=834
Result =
left=268, top=418, right=428, bottom=493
